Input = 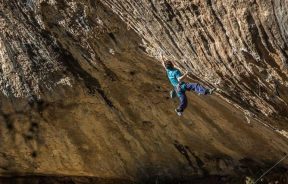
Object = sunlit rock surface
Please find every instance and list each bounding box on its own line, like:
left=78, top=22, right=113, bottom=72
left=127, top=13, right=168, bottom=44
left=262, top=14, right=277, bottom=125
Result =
left=0, top=0, right=288, bottom=183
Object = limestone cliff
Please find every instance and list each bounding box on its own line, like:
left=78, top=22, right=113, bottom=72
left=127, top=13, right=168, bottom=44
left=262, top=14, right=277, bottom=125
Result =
left=0, top=0, right=288, bottom=183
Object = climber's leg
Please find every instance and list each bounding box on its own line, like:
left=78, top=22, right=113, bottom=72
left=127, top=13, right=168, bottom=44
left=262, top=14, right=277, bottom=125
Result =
left=185, top=83, right=210, bottom=95
left=176, top=92, right=187, bottom=115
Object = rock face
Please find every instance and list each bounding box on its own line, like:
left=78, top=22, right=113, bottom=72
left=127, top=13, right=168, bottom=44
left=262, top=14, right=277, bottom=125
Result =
left=0, top=0, right=288, bottom=183
left=104, top=0, right=288, bottom=118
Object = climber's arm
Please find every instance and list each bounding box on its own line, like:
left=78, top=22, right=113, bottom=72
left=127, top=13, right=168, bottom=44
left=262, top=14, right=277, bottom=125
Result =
left=160, top=52, right=166, bottom=69
left=160, top=59, right=166, bottom=68
left=176, top=70, right=188, bottom=82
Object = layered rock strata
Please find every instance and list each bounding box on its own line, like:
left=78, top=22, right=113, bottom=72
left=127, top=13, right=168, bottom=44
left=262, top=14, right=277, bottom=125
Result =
left=0, top=0, right=288, bottom=183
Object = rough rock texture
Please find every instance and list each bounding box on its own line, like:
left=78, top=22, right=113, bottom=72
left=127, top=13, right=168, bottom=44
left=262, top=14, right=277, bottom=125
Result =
left=0, top=0, right=288, bottom=183
left=101, top=0, right=288, bottom=123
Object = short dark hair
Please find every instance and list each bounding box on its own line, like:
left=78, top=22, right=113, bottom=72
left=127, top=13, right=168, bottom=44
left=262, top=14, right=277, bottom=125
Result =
left=165, top=60, right=174, bottom=69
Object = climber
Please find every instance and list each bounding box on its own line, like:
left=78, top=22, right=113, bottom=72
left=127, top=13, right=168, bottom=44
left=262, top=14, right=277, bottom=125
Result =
left=161, top=59, right=215, bottom=116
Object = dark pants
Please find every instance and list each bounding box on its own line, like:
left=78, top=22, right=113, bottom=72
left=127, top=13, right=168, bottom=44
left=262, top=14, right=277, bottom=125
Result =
left=176, top=83, right=208, bottom=112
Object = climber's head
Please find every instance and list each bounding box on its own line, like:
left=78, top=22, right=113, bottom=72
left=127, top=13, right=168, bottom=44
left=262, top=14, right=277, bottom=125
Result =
left=164, top=60, right=174, bottom=70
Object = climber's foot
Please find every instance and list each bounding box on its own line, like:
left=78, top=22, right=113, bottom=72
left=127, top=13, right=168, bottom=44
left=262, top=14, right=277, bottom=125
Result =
left=175, top=109, right=183, bottom=116
left=208, top=88, right=216, bottom=95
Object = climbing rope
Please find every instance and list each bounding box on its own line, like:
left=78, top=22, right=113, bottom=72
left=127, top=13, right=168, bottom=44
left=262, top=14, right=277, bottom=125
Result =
left=254, top=154, right=288, bottom=184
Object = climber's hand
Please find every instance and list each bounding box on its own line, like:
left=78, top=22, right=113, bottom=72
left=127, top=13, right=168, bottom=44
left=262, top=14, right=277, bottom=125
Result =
left=177, top=71, right=189, bottom=82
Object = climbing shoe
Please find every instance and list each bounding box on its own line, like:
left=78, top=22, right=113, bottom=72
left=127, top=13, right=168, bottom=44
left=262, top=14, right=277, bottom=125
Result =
left=207, top=88, right=216, bottom=95
left=175, top=109, right=183, bottom=116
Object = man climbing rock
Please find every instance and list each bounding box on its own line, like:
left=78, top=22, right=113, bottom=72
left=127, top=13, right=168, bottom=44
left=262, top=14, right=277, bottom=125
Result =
left=161, top=59, right=215, bottom=116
